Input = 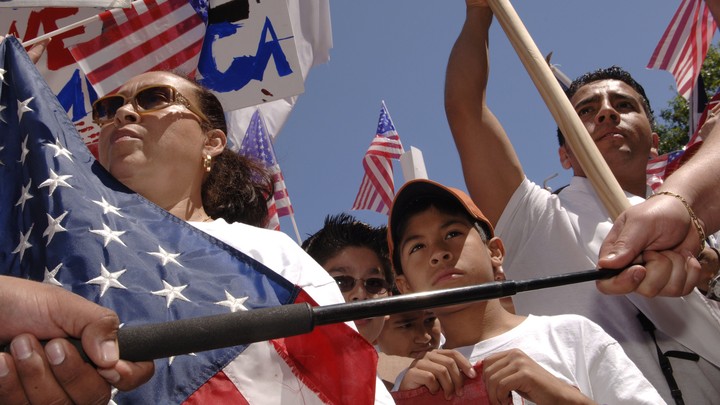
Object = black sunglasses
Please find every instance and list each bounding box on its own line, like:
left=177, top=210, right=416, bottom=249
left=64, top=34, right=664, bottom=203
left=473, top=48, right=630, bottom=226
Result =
left=333, top=275, right=392, bottom=295
left=92, top=84, right=209, bottom=126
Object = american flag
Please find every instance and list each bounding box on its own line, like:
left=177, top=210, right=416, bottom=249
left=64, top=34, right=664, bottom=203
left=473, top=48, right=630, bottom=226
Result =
left=0, top=36, right=376, bottom=404
left=646, top=91, right=720, bottom=191
left=238, top=109, right=294, bottom=231
left=352, top=101, right=404, bottom=215
left=647, top=0, right=717, bottom=99
left=68, top=0, right=207, bottom=97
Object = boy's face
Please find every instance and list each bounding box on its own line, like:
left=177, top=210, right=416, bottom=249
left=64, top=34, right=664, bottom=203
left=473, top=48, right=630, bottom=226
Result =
left=376, top=310, right=441, bottom=359
left=323, top=246, right=389, bottom=343
left=395, top=207, right=503, bottom=294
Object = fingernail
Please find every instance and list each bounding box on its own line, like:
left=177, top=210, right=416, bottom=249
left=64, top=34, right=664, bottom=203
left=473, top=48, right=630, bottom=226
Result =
left=97, top=368, right=121, bottom=384
left=10, top=336, right=32, bottom=361
left=101, top=340, right=119, bottom=364
left=0, top=354, right=9, bottom=377
left=467, top=367, right=477, bottom=378
left=632, top=268, right=646, bottom=283
left=604, top=252, right=617, bottom=260
left=45, top=341, right=66, bottom=366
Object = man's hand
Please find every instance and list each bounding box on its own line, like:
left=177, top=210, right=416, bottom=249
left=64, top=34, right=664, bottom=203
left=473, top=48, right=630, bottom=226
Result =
left=0, top=276, right=154, bottom=404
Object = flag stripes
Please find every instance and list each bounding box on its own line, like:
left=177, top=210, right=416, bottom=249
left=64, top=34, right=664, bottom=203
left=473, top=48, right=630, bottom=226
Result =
left=647, top=0, right=717, bottom=99
left=352, top=102, right=404, bottom=215
left=69, top=0, right=206, bottom=97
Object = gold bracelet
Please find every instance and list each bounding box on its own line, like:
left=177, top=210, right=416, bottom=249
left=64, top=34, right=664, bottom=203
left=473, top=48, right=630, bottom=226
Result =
left=648, top=191, right=706, bottom=252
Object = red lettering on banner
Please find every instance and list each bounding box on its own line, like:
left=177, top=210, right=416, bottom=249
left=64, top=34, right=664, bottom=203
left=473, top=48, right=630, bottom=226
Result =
left=22, top=8, right=85, bottom=71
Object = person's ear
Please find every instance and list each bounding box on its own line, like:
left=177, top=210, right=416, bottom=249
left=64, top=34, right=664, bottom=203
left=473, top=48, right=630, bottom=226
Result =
left=395, top=275, right=413, bottom=294
left=204, top=129, right=227, bottom=157
left=558, top=145, right=572, bottom=170
left=649, top=132, right=660, bottom=158
left=487, top=237, right=506, bottom=279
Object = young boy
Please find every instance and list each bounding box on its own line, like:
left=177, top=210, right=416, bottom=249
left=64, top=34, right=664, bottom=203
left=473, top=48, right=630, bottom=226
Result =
left=388, top=179, right=664, bottom=404
left=377, top=309, right=442, bottom=359
left=302, top=213, right=394, bottom=343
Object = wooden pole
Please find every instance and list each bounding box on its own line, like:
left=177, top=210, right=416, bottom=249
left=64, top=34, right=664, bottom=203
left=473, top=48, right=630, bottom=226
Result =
left=487, top=0, right=630, bottom=219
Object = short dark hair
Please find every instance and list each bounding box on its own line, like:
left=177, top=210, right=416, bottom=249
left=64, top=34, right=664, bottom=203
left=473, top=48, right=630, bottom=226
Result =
left=391, top=193, right=488, bottom=276
left=557, top=66, right=655, bottom=146
left=302, top=213, right=394, bottom=284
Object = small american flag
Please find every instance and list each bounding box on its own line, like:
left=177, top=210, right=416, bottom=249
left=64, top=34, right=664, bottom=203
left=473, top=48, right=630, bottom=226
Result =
left=68, top=0, right=207, bottom=97
left=647, top=0, right=717, bottom=99
left=0, top=36, right=375, bottom=404
left=352, top=101, right=404, bottom=215
left=238, top=109, right=293, bottom=231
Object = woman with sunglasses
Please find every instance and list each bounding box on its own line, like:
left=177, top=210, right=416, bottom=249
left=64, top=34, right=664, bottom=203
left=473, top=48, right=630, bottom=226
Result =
left=3, top=70, right=396, bottom=404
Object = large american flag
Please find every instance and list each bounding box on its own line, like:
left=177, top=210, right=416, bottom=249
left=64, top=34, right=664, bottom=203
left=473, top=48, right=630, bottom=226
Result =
left=68, top=0, right=207, bottom=98
left=647, top=0, right=717, bottom=99
left=238, top=109, right=294, bottom=231
left=352, top=101, right=404, bottom=215
left=0, top=36, right=375, bottom=404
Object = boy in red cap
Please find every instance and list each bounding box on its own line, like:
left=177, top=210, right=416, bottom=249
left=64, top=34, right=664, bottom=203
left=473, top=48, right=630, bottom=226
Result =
left=388, top=179, right=663, bottom=404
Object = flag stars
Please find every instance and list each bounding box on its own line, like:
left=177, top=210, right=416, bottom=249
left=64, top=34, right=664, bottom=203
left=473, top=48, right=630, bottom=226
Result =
left=90, top=223, right=127, bottom=247
left=0, top=145, right=4, bottom=165
left=43, top=263, right=63, bottom=287
left=39, top=169, right=73, bottom=196
left=12, top=225, right=34, bottom=261
left=0, top=105, right=6, bottom=124
left=15, top=180, right=33, bottom=210
left=92, top=197, right=123, bottom=217
left=215, top=290, right=249, bottom=313
left=43, top=211, right=68, bottom=245
left=147, top=246, right=182, bottom=267
left=17, top=97, right=34, bottom=121
left=19, top=136, right=29, bottom=164
left=0, top=67, right=5, bottom=82
left=87, top=265, right=128, bottom=297
left=46, top=140, right=73, bottom=161
left=152, top=280, right=191, bottom=308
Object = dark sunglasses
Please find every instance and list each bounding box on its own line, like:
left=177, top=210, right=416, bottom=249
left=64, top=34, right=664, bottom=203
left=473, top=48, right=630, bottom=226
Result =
left=92, top=84, right=209, bottom=125
left=333, top=275, right=392, bottom=295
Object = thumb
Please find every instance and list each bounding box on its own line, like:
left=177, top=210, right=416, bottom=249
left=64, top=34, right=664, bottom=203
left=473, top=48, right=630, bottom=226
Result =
left=598, top=215, right=647, bottom=270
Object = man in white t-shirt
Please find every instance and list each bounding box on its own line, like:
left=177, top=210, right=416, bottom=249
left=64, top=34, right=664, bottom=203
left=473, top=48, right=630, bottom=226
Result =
left=444, top=1, right=720, bottom=403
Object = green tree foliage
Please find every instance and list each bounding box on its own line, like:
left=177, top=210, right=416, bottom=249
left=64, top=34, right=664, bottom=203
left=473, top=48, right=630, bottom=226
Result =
left=655, top=42, right=720, bottom=154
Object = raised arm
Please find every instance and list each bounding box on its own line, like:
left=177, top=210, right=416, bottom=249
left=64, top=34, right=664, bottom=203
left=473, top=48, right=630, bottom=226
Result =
left=445, top=1, right=524, bottom=225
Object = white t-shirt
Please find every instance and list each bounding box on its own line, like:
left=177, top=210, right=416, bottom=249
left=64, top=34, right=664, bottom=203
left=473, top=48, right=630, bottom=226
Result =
left=454, top=315, right=664, bottom=405
left=191, top=219, right=395, bottom=405
left=496, top=177, right=720, bottom=404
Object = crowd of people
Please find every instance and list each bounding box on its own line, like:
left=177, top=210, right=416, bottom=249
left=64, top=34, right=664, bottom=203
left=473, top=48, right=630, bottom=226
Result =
left=2, top=0, right=720, bottom=403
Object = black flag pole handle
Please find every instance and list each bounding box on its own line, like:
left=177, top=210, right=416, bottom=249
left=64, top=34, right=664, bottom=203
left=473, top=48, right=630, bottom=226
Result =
left=3, top=268, right=622, bottom=362
left=116, top=268, right=622, bottom=362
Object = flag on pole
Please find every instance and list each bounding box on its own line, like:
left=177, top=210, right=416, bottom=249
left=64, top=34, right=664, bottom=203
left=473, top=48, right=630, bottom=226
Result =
left=352, top=101, right=404, bottom=215
left=647, top=0, right=717, bottom=99
left=238, top=109, right=294, bottom=231
left=68, top=0, right=207, bottom=97
left=0, top=36, right=376, bottom=404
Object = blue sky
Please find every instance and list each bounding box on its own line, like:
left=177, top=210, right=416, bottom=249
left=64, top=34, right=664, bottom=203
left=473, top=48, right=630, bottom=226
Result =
left=274, top=1, right=707, bottom=242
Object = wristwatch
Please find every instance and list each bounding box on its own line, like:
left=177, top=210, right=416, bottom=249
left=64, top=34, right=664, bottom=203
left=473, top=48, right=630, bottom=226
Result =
left=707, top=273, right=720, bottom=301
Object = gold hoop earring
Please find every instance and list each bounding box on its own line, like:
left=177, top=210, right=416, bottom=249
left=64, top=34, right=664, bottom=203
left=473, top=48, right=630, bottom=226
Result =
left=203, top=154, right=212, bottom=173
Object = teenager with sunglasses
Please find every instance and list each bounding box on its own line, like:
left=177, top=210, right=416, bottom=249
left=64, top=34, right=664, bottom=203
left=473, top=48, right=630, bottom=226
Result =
left=303, top=213, right=395, bottom=344
left=2, top=69, right=395, bottom=404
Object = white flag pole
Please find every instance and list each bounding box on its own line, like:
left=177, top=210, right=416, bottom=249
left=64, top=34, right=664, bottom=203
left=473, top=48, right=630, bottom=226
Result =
left=22, top=13, right=102, bottom=48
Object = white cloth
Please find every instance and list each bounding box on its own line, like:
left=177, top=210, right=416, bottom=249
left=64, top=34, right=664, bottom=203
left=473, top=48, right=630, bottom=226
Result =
left=454, top=315, right=663, bottom=405
left=496, top=177, right=720, bottom=404
left=190, top=219, right=395, bottom=405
